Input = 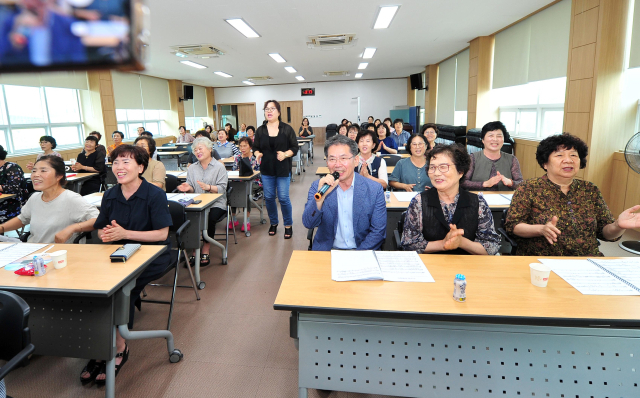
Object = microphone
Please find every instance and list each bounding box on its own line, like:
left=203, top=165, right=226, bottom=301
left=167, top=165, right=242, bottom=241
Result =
left=314, top=171, right=340, bottom=200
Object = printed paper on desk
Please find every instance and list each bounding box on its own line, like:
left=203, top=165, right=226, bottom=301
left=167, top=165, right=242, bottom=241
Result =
left=228, top=171, right=240, bottom=177
left=374, top=251, right=434, bottom=282
left=331, top=250, right=383, bottom=281
left=392, top=192, right=419, bottom=202
left=481, top=194, right=511, bottom=206
left=166, top=193, right=201, bottom=201
left=539, top=259, right=639, bottom=295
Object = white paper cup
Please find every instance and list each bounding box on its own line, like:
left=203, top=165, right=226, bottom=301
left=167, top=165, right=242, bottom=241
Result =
left=50, top=250, right=68, bottom=269
left=530, top=263, right=551, bottom=287
left=70, top=159, right=77, bottom=165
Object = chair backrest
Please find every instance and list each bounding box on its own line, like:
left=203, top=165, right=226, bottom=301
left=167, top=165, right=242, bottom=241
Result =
left=381, top=155, right=401, bottom=166
left=165, top=174, right=179, bottom=193
left=167, top=201, right=186, bottom=233
left=398, top=211, right=407, bottom=236
left=0, top=290, right=31, bottom=361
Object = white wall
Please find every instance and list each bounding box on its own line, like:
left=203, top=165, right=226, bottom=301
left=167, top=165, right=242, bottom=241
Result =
left=214, top=79, right=407, bottom=127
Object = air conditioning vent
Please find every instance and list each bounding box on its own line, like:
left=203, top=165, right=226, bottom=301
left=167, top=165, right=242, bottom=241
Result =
left=246, top=76, right=273, bottom=81
left=307, top=34, right=357, bottom=50
left=322, top=71, right=350, bottom=77
left=170, top=44, right=225, bottom=57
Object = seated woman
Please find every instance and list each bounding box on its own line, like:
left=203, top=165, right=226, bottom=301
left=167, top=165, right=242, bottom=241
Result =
left=88, top=145, right=173, bottom=384
left=462, top=121, right=523, bottom=191
left=186, top=131, right=221, bottom=167
left=421, top=123, right=439, bottom=152
left=88, top=131, right=107, bottom=158
left=0, top=145, right=28, bottom=224
left=235, top=123, right=248, bottom=140
left=0, top=155, right=98, bottom=243
left=246, top=125, right=256, bottom=140
left=26, top=136, right=62, bottom=170
left=177, top=126, right=195, bottom=143
left=401, top=144, right=501, bottom=255
left=230, top=137, right=261, bottom=232
left=71, top=136, right=106, bottom=195
left=376, top=123, right=398, bottom=154
left=505, top=133, right=639, bottom=256
left=214, top=129, right=240, bottom=159
left=177, top=137, right=228, bottom=266
left=355, top=129, right=388, bottom=189
left=134, top=136, right=166, bottom=191
left=299, top=118, right=314, bottom=137
left=107, top=131, right=125, bottom=156
left=389, top=134, right=432, bottom=192
left=337, top=124, right=348, bottom=136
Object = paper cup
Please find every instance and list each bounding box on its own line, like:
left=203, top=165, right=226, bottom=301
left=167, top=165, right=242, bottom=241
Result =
left=530, top=263, right=551, bottom=287
left=50, top=250, right=68, bottom=269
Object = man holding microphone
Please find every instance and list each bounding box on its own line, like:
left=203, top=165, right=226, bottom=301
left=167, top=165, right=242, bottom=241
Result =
left=303, top=135, right=387, bottom=251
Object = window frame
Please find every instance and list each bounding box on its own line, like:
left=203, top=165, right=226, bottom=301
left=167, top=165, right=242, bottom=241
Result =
left=116, top=109, right=165, bottom=139
left=0, top=85, right=84, bottom=154
left=499, top=103, right=564, bottom=140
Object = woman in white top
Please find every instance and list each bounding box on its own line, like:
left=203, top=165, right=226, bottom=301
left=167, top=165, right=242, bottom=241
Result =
left=26, top=136, right=62, bottom=170
left=0, top=155, right=99, bottom=243
left=355, top=129, right=388, bottom=189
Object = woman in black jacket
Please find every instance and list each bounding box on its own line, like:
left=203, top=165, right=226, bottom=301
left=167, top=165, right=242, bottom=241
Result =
left=253, top=100, right=299, bottom=239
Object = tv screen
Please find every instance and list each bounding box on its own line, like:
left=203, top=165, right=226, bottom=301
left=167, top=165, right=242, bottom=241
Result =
left=0, top=0, right=147, bottom=73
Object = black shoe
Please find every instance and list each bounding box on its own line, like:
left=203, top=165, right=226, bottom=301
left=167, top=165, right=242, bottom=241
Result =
left=95, top=345, right=129, bottom=386
left=80, top=359, right=101, bottom=384
left=269, top=224, right=278, bottom=236
left=284, top=226, right=293, bottom=239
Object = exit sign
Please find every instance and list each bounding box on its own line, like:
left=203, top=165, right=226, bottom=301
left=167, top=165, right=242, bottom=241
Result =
left=301, top=88, right=315, bottom=96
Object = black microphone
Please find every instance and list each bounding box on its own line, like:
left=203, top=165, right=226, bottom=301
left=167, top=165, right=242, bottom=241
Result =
left=314, top=171, right=340, bottom=200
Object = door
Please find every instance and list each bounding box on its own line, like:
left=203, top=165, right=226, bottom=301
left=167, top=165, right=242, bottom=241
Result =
left=237, top=103, right=257, bottom=129
left=279, top=100, right=303, bottom=131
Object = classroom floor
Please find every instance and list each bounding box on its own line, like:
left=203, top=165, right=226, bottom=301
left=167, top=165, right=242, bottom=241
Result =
left=5, top=150, right=639, bottom=398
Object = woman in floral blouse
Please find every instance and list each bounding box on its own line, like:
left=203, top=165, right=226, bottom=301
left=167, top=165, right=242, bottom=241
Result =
left=0, top=145, right=28, bottom=223
left=401, top=144, right=501, bottom=255
left=230, top=136, right=261, bottom=232
left=505, top=133, right=640, bottom=256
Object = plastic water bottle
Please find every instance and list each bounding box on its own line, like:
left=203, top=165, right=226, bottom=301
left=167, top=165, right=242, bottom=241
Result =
left=385, top=188, right=391, bottom=204
left=453, top=274, right=466, bottom=302
left=33, top=255, right=46, bottom=277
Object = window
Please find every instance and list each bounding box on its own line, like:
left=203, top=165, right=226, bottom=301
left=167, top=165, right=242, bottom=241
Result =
left=116, top=109, right=164, bottom=138
left=0, top=85, right=84, bottom=153
left=185, top=117, right=207, bottom=133
left=493, top=77, right=566, bottom=139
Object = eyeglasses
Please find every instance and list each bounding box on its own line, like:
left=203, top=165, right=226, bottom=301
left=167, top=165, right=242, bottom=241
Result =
left=411, top=142, right=425, bottom=147
left=327, top=156, right=354, bottom=165
left=427, top=163, right=453, bottom=174
left=424, top=131, right=437, bottom=135
left=264, top=107, right=277, bottom=112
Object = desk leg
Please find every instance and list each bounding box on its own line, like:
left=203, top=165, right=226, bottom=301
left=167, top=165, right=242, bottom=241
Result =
left=243, top=181, right=250, bottom=237
left=76, top=181, right=84, bottom=194
left=194, top=247, right=203, bottom=289
left=105, top=327, right=116, bottom=398
left=202, top=207, right=227, bottom=265
left=298, top=387, right=308, bottom=398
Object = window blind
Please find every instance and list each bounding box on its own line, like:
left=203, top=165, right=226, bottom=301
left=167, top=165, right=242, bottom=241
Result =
left=436, top=56, right=456, bottom=125
left=140, top=75, right=170, bottom=110
left=455, top=49, right=470, bottom=111
left=112, top=71, right=143, bottom=109
left=630, top=0, right=640, bottom=68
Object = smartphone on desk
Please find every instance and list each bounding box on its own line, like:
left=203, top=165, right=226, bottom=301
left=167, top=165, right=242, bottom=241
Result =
left=192, top=200, right=202, bottom=204
left=110, top=244, right=141, bottom=262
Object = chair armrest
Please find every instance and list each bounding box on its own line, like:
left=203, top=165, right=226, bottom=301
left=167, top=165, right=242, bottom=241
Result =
left=72, top=231, right=92, bottom=244
left=497, top=227, right=518, bottom=248
left=175, top=219, right=191, bottom=238
left=0, top=343, right=34, bottom=381
left=393, top=230, right=403, bottom=251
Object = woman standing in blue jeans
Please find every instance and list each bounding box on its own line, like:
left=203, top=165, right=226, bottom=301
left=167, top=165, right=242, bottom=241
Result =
left=253, top=100, right=299, bottom=239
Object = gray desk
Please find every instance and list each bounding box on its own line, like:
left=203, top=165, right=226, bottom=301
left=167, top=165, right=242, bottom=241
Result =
left=227, top=171, right=265, bottom=237
left=24, top=172, right=98, bottom=195
left=0, top=244, right=181, bottom=398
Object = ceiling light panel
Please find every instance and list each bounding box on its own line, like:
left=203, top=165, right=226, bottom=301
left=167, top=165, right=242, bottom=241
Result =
left=284, top=66, right=297, bottom=73
left=215, top=71, right=233, bottom=78
left=225, top=18, right=260, bottom=38
left=269, top=53, right=286, bottom=63
left=242, top=80, right=256, bottom=85
left=358, top=63, right=368, bottom=70
left=362, top=48, right=376, bottom=59
left=355, top=73, right=363, bottom=78
left=180, top=60, right=207, bottom=69
left=295, top=76, right=305, bottom=81
left=373, top=6, right=400, bottom=29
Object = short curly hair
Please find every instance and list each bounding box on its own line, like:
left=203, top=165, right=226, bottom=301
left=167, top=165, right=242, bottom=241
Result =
left=355, top=129, right=379, bottom=151
left=427, top=144, right=471, bottom=183
left=40, top=135, right=57, bottom=149
left=480, top=121, right=508, bottom=140
left=536, top=133, right=588, bottom=170
left=406, top=133, right=428, bottom=156
left=376, top=123, right=390, bottom=138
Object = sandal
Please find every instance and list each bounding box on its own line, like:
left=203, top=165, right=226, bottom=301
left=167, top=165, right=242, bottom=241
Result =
left=269, top=224, right=278, bottom=236
left=80, top=359, right=101, bottom=384
left=284, top=226, right=293, bottom=240
left=95, top=345, right=129, bottom=386
left=200, top=253, right=210, bottom=266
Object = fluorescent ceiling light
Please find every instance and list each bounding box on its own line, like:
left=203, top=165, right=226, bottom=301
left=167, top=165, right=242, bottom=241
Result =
left=225, top=18, right=260, bottom=38
left=180, top=60, right=206, bottom=69
left=362, top=48, right=376, bottom=59
left=242, top=80, right=255, bottom=85
left=284, top=66, right=297, bottom=73
left=374, top=5, right=400, bottom=29
left=175, top=52, right=187, bottom=58
left=214, top=71, right=233, bottom=78
left=358, top=63, right=368, bottom=70
left=295, top=76, right=305, bottom=81
left=269, top=53, right=286, bottom=63
left=355, top=73, right=363, bottom=78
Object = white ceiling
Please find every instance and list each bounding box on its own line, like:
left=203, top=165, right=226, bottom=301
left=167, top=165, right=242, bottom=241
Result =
left=141, top=0, right=556, bottom=88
